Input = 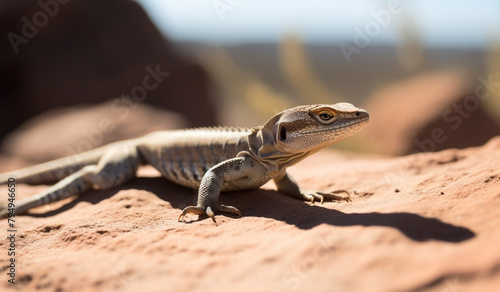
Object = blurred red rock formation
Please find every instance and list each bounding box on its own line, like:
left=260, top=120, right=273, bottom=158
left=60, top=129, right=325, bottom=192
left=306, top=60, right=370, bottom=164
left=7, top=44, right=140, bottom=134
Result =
left=364, top=71, right=500, bottom=155
left=0, top=0, right=216, bottom=141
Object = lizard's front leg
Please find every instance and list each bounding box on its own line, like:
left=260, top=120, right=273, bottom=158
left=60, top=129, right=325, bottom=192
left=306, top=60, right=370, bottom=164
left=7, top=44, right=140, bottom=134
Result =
left=178, top=155, right=264, bottom=223
left=273, top=171, right=351, bottom=204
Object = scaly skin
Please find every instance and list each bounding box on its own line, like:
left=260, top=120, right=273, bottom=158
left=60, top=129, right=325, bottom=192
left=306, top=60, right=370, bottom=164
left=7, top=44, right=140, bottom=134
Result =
left=0, top=103, right=369, bottom=222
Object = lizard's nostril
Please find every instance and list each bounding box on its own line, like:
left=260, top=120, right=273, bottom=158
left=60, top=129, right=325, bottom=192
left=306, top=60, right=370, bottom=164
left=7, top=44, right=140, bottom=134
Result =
left=279, top=125, right=287, bottom=141
left=356, top=112, right=360, bottom=116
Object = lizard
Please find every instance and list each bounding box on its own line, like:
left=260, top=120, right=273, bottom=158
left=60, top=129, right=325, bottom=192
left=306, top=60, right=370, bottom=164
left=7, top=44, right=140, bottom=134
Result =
left=0, top=103, right=369, bottom=223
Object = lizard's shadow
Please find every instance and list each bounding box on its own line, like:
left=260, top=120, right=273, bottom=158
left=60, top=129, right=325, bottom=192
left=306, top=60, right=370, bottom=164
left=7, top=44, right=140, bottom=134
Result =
left=30, top=177, right=194, bottom=217
left=231, top=189, right=475, bottom=243
left=33, top=177, right=475, bottom=243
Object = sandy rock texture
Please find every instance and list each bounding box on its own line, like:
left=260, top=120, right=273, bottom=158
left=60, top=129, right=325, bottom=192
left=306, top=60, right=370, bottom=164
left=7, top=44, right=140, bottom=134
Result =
left=1, top=136, right=499, bottom=292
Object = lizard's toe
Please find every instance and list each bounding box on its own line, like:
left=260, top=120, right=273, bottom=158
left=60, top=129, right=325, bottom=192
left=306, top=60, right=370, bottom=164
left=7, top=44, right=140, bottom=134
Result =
left=214, top=204, right=242, bottom=217
left=317, top=190, right=351, bottom=202
left=301, top=192, right=325, bottom=204
left=208, top=204, right=242, bottom=223
left=301, top=190, right=351, bottom=204
left=178, top=205, right=205, bottom=222
left=178, top=204, right=242, bottom=224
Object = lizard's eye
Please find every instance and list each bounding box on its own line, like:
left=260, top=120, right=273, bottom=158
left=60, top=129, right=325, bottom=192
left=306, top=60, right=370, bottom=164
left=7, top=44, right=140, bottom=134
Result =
left=318, top=112, right=334, bottom=121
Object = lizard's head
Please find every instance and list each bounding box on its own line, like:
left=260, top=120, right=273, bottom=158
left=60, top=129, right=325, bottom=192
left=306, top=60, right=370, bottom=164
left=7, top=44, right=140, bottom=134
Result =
left=269, top=103, right=369, bottom=154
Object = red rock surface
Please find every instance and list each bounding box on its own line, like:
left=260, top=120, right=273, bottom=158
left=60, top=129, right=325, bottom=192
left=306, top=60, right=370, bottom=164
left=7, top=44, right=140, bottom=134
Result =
left=1, top=136, right=500, bottom=292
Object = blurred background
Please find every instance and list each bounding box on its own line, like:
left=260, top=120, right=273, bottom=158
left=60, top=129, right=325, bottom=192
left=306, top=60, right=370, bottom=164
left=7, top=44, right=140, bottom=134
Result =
left=1, top=0, right=499, bottom=164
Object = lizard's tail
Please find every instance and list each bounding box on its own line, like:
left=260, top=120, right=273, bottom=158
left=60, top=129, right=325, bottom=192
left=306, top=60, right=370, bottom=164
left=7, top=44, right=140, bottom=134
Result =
left=0, top=145, right=110, bottom=185
left=0, top=166, right=93, bottom=218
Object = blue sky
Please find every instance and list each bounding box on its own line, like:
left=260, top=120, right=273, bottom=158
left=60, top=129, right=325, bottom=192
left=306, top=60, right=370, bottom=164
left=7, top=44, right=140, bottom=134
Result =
left=138, top=0, right=500, bottom=48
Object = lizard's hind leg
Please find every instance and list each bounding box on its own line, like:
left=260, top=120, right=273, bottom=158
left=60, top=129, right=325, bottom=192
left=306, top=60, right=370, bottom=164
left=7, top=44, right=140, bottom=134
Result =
left=0, top=145, right=141, bottom=218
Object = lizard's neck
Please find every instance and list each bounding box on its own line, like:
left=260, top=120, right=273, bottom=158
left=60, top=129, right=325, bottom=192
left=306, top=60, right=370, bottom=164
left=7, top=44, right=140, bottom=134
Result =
left=246, top=126, right=311, bottom=172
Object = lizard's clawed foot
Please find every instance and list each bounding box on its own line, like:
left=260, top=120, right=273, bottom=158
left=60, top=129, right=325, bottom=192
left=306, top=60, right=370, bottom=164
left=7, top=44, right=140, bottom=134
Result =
left=178, top=203, right=242, bottom=223
left=301, top=189, right=351, bottom=204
